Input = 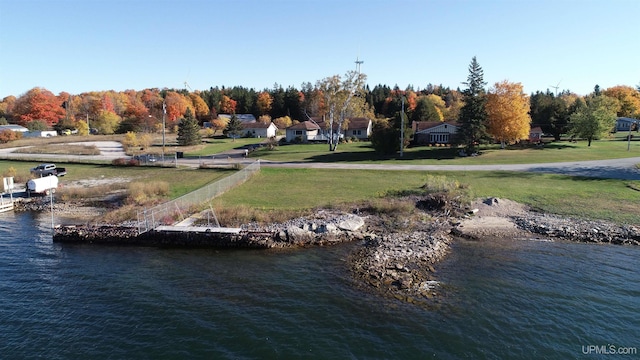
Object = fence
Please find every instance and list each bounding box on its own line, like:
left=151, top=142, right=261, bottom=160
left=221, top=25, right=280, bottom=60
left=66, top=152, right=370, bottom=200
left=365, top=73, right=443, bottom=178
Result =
left=136, top=160, right=260, bottom=234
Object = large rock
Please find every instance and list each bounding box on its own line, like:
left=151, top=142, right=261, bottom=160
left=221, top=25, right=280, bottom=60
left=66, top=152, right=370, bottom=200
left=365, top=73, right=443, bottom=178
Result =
left=337, top=215, right=365, bottom=232
left=285, top=226, right=315, bottom=244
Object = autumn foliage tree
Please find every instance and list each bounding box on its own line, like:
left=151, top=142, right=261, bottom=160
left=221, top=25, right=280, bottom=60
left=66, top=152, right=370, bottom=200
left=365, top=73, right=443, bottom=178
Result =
left=602, top=85, right=640, bottom=118
left=12, top=87, right=66, bottom=126
left=219, top=95, right=237, bottom=114
left=485, top=80, right=531, bottom=147
left=256, top=91, right=273, bottom=116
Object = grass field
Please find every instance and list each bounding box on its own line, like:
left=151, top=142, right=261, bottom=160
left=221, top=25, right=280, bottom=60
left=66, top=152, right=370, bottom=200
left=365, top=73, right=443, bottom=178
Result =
left=210, top=168, right=640, bottom=225
left=2, top=134, right=639, bottom=225
left=250, top=136, right=640, bottom=164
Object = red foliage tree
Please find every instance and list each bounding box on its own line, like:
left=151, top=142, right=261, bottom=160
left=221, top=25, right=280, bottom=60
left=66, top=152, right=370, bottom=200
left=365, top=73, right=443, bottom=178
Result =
left=13, top=87, right=66, bottom=126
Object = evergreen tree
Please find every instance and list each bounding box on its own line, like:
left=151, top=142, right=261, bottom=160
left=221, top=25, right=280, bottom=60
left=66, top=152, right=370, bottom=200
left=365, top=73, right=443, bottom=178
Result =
left=177, top=108, right=201, bottom=146
left=223, top=114, right=244, bottom=141
left=453, top=56, right=491, bottom=154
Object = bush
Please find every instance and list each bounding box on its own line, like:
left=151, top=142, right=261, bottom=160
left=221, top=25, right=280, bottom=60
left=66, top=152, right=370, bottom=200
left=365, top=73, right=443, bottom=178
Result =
left=127, top=181, right=169, bottom=205
left=0, top=129, right=22, bottom=143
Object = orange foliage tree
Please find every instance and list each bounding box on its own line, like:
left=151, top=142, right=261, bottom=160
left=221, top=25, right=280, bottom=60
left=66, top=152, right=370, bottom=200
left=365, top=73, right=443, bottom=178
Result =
left=219, top=95, right=237, bottom=114
left=486, top=80, right=531, bottom=147
left=256, top=91, right=273, bottom=115
left=164, top=91, right=190, bottom=129
left=189, top=93, right=210, bottom=121
left=12, top=87, right=66, bottom=126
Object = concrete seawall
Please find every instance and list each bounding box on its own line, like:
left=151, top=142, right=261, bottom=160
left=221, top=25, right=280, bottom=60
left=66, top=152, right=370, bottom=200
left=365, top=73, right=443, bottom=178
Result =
left=53, top=225, right=282, bottom=249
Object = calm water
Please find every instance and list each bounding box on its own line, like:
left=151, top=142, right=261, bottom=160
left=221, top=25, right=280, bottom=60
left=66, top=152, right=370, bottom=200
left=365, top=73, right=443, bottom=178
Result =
left=1, top=211, right=638, bottom=359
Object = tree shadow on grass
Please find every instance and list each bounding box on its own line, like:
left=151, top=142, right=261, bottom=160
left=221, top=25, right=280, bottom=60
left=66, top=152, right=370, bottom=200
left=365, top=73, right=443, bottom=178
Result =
left=306, top=146, right=459, bottom=163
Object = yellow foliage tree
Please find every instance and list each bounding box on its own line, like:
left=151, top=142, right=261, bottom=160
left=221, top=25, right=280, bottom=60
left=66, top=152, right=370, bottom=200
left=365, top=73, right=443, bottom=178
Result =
left=602, top=85, right=640, bottom=118
left=122, top=131, right=138, bottom=150
left=486, top=80, right=531, bottom=147
left=273, top=116, right=292, bottom=129
left=138, top=133, right=153, bottom=150
left=75, top=119, right=89, bottom=136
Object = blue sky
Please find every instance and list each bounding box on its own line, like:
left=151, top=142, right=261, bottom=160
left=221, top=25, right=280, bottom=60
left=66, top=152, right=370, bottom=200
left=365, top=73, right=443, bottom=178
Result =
left=1, top=0, right=638, bottom=98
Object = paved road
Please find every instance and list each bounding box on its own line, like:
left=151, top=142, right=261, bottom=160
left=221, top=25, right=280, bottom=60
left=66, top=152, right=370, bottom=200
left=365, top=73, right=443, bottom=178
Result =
left=2, top=141, right=639, bottom=180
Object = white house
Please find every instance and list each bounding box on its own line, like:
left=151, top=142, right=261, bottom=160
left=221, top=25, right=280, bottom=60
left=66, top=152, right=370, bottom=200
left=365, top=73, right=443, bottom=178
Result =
left=242, top=122, right=278, bottom=138
left=285, top=121, right=322, bottom=142
left=344, top=117, right=373, bottom=140
left=413, top=121, right=459, bottom=145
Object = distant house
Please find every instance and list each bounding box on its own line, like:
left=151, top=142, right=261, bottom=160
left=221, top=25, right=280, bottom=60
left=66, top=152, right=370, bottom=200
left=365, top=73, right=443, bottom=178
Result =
left=242, top=122, right=278, bottom=138
left=219, top=114, right=257, bottom=123
left=343, top=117, right=372, bottom=140
left=285, top=121, right=322, bottom=142
left=412, top=121, right=459, bottom=145
left=529, top=126, right=543, bottom=143
left=616, top=117, right=639, bottom=132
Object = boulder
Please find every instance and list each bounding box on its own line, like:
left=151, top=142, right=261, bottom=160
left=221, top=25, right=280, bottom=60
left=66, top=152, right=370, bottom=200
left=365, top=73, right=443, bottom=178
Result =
left=285, top=226, right=315, bottom=244
left=337, top=215, right=365, bottom=232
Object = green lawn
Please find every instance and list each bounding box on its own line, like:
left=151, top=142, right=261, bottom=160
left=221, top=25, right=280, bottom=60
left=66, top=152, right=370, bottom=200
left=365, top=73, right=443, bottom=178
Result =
left=213, top=168, right=640, bottom=224
left=250, top=136, right=640, bottom=164
left=186, top=138, right=261, bottom=156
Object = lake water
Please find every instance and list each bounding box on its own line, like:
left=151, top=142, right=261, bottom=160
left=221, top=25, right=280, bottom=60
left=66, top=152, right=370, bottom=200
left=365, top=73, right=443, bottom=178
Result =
left=1, top=211, right=638, bottom=359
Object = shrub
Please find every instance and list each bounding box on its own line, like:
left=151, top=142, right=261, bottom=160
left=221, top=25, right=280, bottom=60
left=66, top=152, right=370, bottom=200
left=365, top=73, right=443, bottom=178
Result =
left=127, top=181, right=169, bottom=205
left=0, top=129, right=22, bottom=143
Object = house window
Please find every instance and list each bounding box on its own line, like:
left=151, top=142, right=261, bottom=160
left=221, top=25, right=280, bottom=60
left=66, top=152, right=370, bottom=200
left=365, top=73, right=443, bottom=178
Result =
left=295, top=130, right=303, bottom=135
left=354, top=130, right=361, bottom=135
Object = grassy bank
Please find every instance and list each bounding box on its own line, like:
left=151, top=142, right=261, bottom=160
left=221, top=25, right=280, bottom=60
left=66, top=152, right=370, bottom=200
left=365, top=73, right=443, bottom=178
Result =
left=212, top=168, right=640, bottom=225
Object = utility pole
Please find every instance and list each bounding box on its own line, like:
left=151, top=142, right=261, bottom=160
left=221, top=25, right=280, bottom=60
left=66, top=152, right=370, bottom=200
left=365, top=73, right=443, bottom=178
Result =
left=400, top=96, right=405, bottom=157
left=162, top=101, right=166, bottom=161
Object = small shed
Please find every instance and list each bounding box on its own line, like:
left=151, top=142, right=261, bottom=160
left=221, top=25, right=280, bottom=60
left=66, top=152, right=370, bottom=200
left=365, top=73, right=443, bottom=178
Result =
left=529, top=126, right=543, bottom=143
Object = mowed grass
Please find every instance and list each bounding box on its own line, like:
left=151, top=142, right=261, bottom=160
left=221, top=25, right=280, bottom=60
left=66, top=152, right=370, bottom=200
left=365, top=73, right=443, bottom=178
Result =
left=186, top=138, right=260, bottom=156
left=251, top=136, right=640, bottom=164
left=213, top=168, right=640, bottom=225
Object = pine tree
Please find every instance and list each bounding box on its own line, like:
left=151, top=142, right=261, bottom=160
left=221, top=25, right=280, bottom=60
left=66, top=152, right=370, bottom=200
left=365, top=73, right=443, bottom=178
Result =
left=177, top=108, right=201, bottom=146
left=453, top=56, right=491, bottom=154
left=223, top=114, right=244, bottom=141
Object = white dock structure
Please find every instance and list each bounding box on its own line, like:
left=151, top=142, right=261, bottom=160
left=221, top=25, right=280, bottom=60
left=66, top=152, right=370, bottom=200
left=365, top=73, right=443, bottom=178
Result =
left=1, top=177, right=16, bottom=213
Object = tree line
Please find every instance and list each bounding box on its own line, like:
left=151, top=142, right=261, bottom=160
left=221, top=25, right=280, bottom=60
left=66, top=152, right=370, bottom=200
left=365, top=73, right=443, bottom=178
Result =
left=0, top=63, right=639, bottom=150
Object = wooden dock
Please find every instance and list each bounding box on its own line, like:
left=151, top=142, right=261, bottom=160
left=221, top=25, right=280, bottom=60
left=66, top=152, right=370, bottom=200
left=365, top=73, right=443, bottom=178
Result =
left=0, top=197, right=14, bottom=213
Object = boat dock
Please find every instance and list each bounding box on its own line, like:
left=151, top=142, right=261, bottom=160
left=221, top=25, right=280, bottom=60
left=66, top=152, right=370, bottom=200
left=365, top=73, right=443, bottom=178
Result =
left=0, top=195, right=14, bottom=213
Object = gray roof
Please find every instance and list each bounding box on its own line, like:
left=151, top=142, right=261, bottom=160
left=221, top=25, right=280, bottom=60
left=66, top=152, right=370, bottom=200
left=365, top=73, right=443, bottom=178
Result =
left=219, top=114, right=257, bottom=123
left=0, top=124, right=29, bottom=132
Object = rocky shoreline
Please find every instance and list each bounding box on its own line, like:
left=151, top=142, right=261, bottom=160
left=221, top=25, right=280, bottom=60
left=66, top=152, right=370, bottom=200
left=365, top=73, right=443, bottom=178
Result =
left=27, top=195, right=640, bottom=305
